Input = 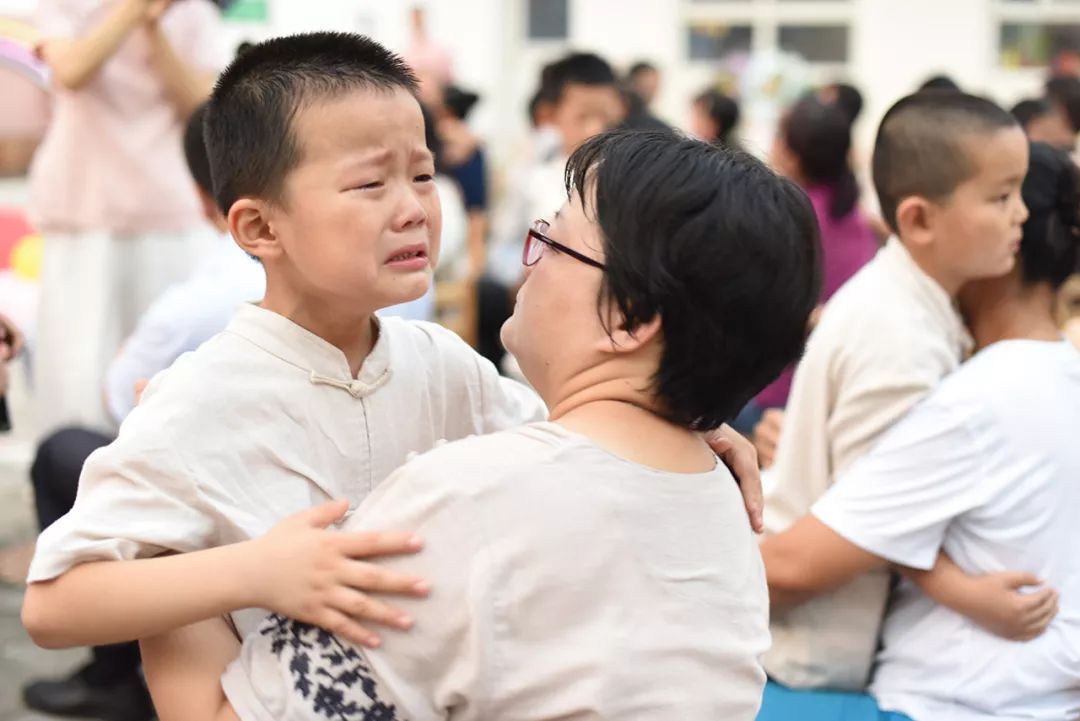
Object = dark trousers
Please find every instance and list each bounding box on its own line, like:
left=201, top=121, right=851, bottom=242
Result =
left=31, top=427, right=141, bottom=685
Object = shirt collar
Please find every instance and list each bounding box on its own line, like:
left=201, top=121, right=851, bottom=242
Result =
left=225, top=304, right=392, bottom=397
left=882, top=237, right=975, bottom=357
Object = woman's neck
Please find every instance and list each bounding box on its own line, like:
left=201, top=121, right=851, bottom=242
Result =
left=549, top=380, right=716, bottom=473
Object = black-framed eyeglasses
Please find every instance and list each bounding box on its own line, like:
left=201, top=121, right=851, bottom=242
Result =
left=523, top=219, right=606, bottom=270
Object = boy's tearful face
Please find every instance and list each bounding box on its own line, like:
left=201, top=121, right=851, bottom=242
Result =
left=930, top=126, right=1030, bottom=288
left=268, top=87, right=442, bottom=312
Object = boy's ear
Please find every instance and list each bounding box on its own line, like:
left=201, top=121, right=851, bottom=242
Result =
left=229, top=198, right=282, bottom=261
left=894, top=195, right=935, bottom=250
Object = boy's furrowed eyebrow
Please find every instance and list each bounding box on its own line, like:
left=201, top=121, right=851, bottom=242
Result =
left=343, top=149, right=392, bottom=167
left=411, top=146, right=434, bottom=161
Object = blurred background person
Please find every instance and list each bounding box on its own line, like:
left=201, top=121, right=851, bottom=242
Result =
left=482, top=51, right=623, bottom=368
left=626, top=60, right=660, bottom=109
left=437, top=84, right=489, bottom=277
left=691, top=87, right=741, bottom=148
left=28, top=0, right=228, bottom=437
left=736, top=91, right=878, bottom=438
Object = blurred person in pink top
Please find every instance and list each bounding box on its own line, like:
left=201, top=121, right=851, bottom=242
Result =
left=30, top=0, right=228, bottom=437
left=401, top=5, right=452, bottom=108
left=733, top=91, right=879, bottom=441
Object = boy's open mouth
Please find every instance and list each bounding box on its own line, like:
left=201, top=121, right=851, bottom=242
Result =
left=386, top=244, right=428, bottom=264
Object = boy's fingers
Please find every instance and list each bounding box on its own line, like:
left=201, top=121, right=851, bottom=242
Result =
left=707, top=425, right=764, bottom=533
left=330, top=588, right=413, bottom=631
left=339, top=530, right=423, bottom=559
left=319, top=609, right=382, bottom=649
left=1030, top=597, right=1059, bottom=632
left=1001, top=571, right=1042, bottom=590
left=1023, top=589, right=1059, bottom=623
left=709, top=437, right=732, bottom=454
left=341, top=559, right=430, bottom=597
left=304, top=498, right=350, bottom=528
left=1017, top=587, right=1055, bottom=615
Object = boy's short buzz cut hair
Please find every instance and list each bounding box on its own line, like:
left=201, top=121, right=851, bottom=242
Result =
left=872, top=91, right=1018, bottom=232
left=204, top=32, right=419, bottom=215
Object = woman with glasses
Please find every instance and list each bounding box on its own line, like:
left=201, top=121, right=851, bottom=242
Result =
left=147, top=129, right=821, bottom=721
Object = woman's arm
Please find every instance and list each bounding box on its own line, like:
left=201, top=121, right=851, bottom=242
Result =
left=140, top=617, right=241, bottom=721
left=903, top=552, right=1058, bottom=641
left=145, top=6, right=217, bottom=118
left=37, top=0, right=148, bottom=91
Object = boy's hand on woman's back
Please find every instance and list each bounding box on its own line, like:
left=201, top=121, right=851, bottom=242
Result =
left=962, top=571, right=1059, bottom=642
left=244, top=499, right=430, bottom=649
left=705, top=424, right=764, bottom=533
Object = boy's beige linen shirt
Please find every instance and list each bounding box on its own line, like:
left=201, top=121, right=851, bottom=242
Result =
left=27, top=304, right=546, bottom=637
left=762, top=238, right=972, bottom=690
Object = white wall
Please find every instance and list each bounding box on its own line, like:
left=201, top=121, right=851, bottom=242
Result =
left=10, top=0, right=1071, bottom=182
left=850, top=0, right=996, bottom=153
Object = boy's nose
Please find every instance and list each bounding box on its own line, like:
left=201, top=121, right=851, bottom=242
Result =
left=394, top=189, right=428, bottom=231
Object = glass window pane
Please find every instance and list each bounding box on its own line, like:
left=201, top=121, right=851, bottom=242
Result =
left=688, top=21, right=753, bottom=61
left=1000, top=23, right=1080, bottom=68
left=528, top=0, right=568, bottom=40
left=778, top=24, right=849, bottom=63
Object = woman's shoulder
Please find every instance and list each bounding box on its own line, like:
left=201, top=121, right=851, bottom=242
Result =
left=402, top=423, right=575, bottom=485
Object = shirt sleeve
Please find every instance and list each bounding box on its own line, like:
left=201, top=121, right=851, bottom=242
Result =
left=473, top=351, right=547, bottom=431
left=812, top=395, right=992, bottom=571
left=222, top=460, right=491, bottom=721
left=414, top=319, right=547, bottom=431
left=27, top=385, right=218, bottom=583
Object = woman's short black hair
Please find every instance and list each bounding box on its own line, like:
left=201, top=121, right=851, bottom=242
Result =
left=1019, top=142, right=1080, bottom=289
left=565, top=130, right=821, bottom=430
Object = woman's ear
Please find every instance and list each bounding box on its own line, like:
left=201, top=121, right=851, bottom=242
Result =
left=601, top=312, right=663, bottom=354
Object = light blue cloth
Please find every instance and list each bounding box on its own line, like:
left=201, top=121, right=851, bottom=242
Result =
left=757, top=681, right=915, bottom=721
